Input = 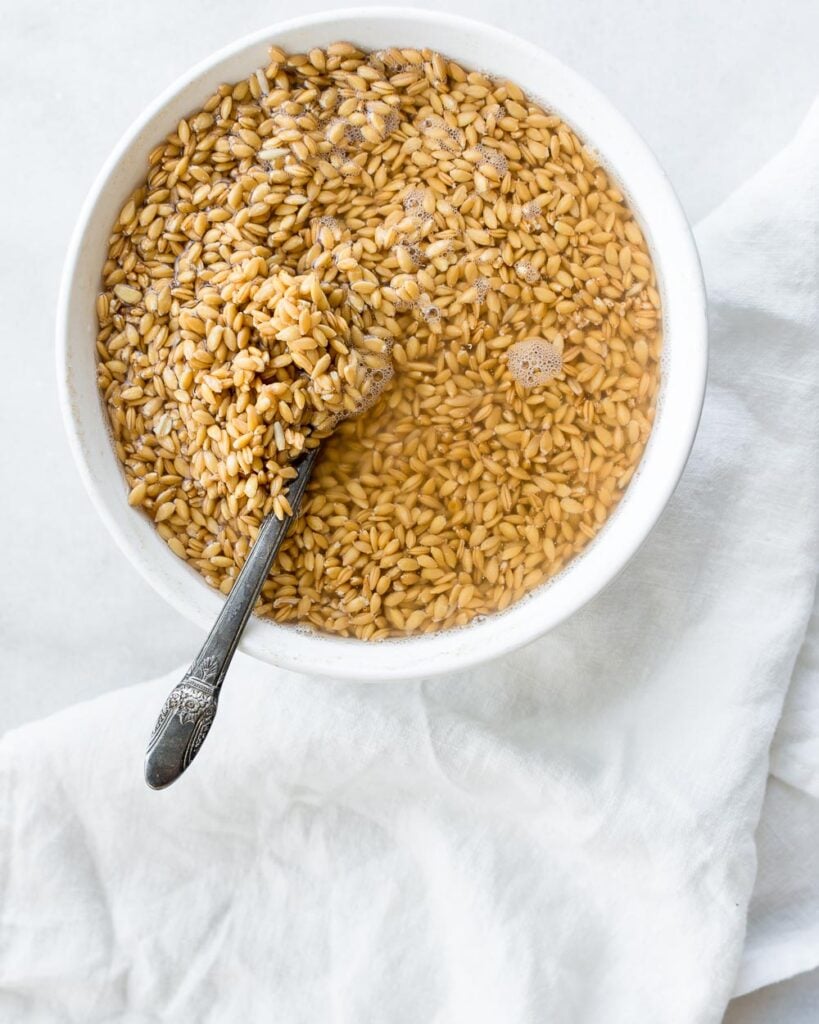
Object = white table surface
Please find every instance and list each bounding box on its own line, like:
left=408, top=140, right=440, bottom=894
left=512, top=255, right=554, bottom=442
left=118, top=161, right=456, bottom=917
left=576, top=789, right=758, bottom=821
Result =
left=1, top=1, right=818, bottom=1019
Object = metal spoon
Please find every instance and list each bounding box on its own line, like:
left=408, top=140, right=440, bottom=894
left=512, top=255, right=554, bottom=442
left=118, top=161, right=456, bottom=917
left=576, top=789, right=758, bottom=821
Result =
left=144, top=446, right=320, bottom=790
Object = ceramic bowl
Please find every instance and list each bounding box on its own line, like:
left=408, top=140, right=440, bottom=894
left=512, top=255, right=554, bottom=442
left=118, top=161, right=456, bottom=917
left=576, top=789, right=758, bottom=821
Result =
left=57, top=8, right=707, bottom=679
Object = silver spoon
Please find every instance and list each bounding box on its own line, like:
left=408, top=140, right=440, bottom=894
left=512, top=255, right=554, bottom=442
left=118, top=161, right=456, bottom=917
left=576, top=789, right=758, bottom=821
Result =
left=144, top=446, right=320, bottom=789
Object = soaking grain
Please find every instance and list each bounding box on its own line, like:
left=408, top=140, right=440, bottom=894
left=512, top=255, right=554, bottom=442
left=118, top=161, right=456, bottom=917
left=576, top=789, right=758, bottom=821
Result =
left=96, top=43, right=662, bottom=639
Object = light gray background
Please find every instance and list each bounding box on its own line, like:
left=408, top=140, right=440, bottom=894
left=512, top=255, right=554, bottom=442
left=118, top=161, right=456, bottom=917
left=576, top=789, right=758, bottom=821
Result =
left=1, top=1, right=817, bottom=1019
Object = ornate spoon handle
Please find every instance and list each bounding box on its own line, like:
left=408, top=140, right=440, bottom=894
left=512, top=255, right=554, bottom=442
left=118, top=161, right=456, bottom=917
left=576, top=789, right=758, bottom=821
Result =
left=144, top=447, right=319, bottom=789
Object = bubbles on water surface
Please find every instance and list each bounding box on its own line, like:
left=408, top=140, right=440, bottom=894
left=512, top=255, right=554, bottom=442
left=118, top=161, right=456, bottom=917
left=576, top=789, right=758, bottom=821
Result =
left=507, top=338, right=563, bottom=389
left=514, top=260, right=540, bottom=285
left=475, top=143, right=508, bottom=177
left=420, top=304, right=441, bottom=326
left=418, top=114, right=464, bottom=154
left=521, top=200, right=544, bottom=226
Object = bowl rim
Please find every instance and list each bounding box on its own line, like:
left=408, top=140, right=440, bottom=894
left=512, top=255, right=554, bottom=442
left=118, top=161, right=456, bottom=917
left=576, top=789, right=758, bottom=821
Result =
left=57, top=6, right=708, bottom=680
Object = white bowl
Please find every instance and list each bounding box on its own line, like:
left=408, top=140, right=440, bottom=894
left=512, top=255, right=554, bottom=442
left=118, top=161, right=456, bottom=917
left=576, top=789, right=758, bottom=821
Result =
left=57, top=7, right=707, bottom=680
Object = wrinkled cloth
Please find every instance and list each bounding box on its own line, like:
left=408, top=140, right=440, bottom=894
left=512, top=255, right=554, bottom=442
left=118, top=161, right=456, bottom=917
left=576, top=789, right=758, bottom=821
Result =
left=736, top=593, right=819, bottom=997
left=2, top=103, right=819, bottom=1024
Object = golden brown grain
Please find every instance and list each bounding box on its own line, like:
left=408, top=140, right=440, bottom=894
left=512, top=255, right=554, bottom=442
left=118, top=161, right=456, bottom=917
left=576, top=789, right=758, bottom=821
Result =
left=96, top=44, right=662, bottom=639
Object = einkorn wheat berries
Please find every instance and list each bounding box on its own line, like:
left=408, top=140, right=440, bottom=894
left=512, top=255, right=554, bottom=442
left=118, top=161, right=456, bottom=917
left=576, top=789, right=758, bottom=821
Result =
left=96, top=44, right=661, bottom=639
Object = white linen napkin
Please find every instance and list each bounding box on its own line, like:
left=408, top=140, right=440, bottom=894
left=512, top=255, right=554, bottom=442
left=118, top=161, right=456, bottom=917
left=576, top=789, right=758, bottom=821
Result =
left=2, top=102, right=818, bottom=1024
left=735, top=594, right=819, bottom=997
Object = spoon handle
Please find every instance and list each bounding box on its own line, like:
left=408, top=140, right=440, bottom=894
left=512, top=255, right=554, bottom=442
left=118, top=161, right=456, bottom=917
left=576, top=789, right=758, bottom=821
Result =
left=144, top=447, right=319, bottom=789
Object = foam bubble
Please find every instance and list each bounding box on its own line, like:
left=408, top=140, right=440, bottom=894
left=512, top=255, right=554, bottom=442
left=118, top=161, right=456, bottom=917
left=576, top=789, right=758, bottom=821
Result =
left=326, top=116, right=365, bottom=149
left=420, top=304, right=441, bottom=326
left=476, top=143, right=508, bottom=176
left=396, top=241, right=425, bottom=267
left=445, top=125, right=463, bottom=145
left=522, top=200, right=543, bottom=223
left=418, top=115, right=463, bottom=153
left=514, top=260, right=540, bottom=285
left=329, top=147, right=361, bottom=177
left=367, top=103, right=400, bottom=138
left=474, top=276, right=490, bottom=301
left=402, top=188, right=433, bottom=225
left=416, top=293, right=441, bottom=327
left=325, top=337, right=395, bottom=429
left=507, top=338, right=563, bottom=388
left=403, top=188, right=424, bottom=210
left=355, top=362, right=395, bottom=415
